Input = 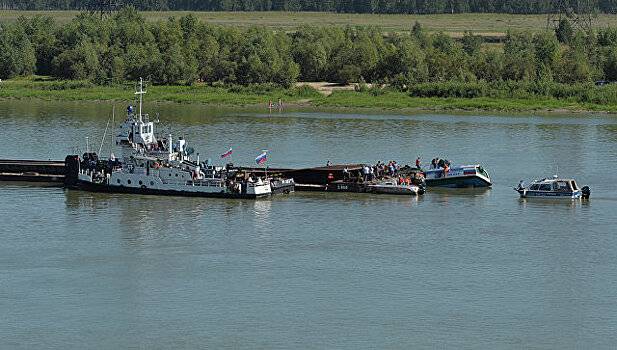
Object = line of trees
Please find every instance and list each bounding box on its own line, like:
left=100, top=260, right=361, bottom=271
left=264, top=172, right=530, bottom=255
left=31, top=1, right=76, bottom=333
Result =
left=4, top=0, right=617, bottom=14
left=4, top=7, right=617, bottom=90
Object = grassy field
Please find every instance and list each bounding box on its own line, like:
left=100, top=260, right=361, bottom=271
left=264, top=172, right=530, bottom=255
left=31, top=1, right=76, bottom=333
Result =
left=1, top=77, right=616, bottom=113
left=3, top=10, right=617, bottom=36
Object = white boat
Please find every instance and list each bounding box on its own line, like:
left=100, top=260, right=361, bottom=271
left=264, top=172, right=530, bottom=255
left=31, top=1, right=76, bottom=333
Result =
left=68, top=153, right=272, bottom=199
left=64, top=79, right=291, bottom=199
left=368, top=180, right=425, bottom=195
left=515, top=176, right=590, bottom=199
left=424, top=164, right=492, bottom=188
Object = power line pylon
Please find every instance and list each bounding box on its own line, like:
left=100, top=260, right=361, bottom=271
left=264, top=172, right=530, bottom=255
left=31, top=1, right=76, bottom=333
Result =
left=547, top=0, right=597, bottom=34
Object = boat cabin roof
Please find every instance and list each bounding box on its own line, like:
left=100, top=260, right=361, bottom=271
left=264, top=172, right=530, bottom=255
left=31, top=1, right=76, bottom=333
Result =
left=424, top=164, right=479, bottom=172
left=532, top=177, right=576, bottom=184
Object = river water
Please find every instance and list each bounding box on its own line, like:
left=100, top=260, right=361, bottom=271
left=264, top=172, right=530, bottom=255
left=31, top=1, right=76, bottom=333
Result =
left=1, top=100, right=616, bottom=349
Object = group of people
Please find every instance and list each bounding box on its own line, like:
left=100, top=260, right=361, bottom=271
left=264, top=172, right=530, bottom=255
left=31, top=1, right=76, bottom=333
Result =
left=340, top=160, right=403, bottom=182
left=268, top=99, right=284, bottom=111
left=429, top=158, right=451, bottom=170
left=367, top=161, right=401, bottom=181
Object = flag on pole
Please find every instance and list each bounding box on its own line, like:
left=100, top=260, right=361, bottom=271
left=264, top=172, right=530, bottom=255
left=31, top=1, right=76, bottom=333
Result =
left=220, top=148, right=233, bottom=159
left=255, top=150, right=268, bottom=165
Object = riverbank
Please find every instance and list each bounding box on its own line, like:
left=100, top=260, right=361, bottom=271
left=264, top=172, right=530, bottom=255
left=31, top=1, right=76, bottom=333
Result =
left=1, top=78, right=617, bottom=114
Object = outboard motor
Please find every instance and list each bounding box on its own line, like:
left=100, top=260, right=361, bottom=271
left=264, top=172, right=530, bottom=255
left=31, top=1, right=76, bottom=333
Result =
left=582, top=186, right=591, bottom=199
left=64, top=155, right=80, bottom=186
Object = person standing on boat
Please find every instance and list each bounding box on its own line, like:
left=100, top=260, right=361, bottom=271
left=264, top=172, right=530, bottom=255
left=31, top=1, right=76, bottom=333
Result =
left=443, top=163, right=449, bottom=177
left=415, top=157, right=421, bottom=169
left=362, top=165, right=370, bottom=181
left=437, top=158, right=445, bottom=169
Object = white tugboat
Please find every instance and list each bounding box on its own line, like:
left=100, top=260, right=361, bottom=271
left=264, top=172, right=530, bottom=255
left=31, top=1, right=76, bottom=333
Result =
left=64, top=79, right=290, bottom=199
left=66, top=152, right=272, bottom=199
left=515, top=176, right=590, bottom=199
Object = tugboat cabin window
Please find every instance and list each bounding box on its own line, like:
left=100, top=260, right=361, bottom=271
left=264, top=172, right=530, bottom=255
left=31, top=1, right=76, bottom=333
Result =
left=127, top=180, right=132, bottom=185
left=530, top=184, right=540, bottom=190
left=117, top=179, right=121, bottom=184
left=539, top=184, right=552, bottom=191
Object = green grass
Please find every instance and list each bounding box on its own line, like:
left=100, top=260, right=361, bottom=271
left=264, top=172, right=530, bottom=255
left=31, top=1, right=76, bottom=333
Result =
left=4, top=10, right=617, bottom=36
left=319, top=90, right=617, bottom=112
left=0, top=77, right=313, bottom=106
left=1, top=77, right=616, bottom=113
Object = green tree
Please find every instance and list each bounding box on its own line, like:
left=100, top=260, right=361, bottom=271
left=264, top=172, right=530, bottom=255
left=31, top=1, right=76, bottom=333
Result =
left=52, top=39, right=100, bottom=80
left=503, top=30, right=536, bottom=81
left=556, top=18, right=574, bottom=44
left=0, top=23, right=36, bottom=79
left=16, top=15, right=58, bottom=75
left=461, top=31, right=483, bottom=55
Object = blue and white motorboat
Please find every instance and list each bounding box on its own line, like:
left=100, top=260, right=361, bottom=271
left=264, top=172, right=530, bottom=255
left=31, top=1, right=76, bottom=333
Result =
left=424, top=164, right=492, bottom=188
left=515, top=176, right=590, bottom=199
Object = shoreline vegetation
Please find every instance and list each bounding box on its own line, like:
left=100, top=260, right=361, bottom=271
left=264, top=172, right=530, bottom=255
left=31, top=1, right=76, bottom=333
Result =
left=3, top=8, right=617, bottom=114
left=2, top=77, right=617, bottom=114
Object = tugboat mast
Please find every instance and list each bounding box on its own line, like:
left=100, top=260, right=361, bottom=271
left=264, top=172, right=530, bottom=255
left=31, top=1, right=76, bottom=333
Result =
left=135, top=77, right=146, bottom=122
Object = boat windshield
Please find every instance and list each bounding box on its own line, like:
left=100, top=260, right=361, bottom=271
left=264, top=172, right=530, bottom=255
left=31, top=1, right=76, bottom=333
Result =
left=538, top=184, right=552, bottom=191
left=477, top=166, right=488, bottom=177
left=529, top=184, right=540, bottom=190
left=571, top=181, right=578, bottom=190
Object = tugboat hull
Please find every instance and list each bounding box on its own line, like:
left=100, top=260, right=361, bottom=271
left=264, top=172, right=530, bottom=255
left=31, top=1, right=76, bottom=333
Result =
left=69, top=180, right=266, bottom=199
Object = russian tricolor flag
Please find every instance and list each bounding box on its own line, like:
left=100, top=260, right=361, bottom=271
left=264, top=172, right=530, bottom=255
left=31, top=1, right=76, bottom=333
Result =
left=220, top=148, right=233, bottom=159
left=255, top=150, right=268, bottom=165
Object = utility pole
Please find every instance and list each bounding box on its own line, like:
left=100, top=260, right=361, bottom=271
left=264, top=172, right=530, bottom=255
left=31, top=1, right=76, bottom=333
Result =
left=87, top=0, right=121, bottom=19
left=547, top=0, right=597, bottom=34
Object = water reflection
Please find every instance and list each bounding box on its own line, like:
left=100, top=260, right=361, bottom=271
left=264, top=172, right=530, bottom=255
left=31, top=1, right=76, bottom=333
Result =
left=3, top=102, right=617, bottom=348
left=517, top=197, right=589, bottom=210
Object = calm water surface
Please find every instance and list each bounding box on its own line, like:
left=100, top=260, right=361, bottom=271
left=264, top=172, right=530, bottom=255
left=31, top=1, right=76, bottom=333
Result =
left=1, top=101, right=616, bottom=349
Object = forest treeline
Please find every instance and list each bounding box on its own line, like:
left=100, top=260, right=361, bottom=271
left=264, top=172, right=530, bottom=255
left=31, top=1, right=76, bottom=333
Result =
left=3, top=0, right=617, bottom=14
left=4, top=7, right=617, bottom=103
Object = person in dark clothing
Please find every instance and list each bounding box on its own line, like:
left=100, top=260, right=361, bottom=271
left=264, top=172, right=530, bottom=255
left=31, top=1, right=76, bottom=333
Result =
left=438, top=158, right=445, bottom=169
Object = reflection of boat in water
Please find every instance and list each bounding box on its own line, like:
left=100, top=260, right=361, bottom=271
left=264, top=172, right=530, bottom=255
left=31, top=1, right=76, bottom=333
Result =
left=424, top=164, right=492, bottom=188
left=515, top=176, right=590, bottom=199
left=368, top=180, right=424, bottom=195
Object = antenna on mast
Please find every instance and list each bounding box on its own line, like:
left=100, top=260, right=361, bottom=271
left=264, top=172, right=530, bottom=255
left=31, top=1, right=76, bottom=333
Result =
left=135, top=77, right=146, bottom=123
left=110, top=105, right=115, bottom=158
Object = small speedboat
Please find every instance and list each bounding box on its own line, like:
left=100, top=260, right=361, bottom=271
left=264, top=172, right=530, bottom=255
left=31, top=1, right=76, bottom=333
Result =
left=368, top=181, right=425, bottom=195
left=515, top=176, right=590, bottom=199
